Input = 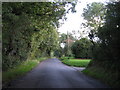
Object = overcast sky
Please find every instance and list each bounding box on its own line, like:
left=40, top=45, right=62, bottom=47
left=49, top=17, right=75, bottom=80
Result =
left=58, top=0, right=109, bottom=38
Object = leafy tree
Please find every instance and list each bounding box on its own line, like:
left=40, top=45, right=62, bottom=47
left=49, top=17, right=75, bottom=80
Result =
left=95, top=2, right=120, bottom=65
left=29, top=25, right=59, bottom=59
left=82, top=2, right=106, bottom=44
left=85, top=2, right=120, bottom=87
left=71, top=38, right=92, bottom=58
left=2, top=2, right=77, bottom=71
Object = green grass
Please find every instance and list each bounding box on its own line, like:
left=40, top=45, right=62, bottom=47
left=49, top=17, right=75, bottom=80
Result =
left=62, top=59, right=91, bottom=67
left=82, top=66, right=120, bottom=88
left=2, top=57, right=47, bottom=85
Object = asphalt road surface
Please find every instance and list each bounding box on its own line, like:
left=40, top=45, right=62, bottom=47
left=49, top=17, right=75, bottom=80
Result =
left=7, top=58, right=109, bottom=88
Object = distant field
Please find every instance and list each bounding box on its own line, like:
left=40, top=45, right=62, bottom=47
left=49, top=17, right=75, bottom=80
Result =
left=62, top=59, right=91, bottom=67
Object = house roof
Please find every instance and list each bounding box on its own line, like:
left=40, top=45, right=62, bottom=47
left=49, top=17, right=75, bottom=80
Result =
left=64, top=38, right=75, bottom=43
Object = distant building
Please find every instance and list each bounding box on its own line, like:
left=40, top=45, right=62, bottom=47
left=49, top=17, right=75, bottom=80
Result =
left=64, top=38, right=75, bottom=47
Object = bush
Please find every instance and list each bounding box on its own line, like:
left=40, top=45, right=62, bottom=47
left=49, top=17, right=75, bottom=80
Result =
left=71, top=38, right=92, bottom=58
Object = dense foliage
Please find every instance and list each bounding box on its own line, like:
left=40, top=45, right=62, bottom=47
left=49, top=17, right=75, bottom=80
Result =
left=71, top=38, right=92, bottom=58
left=82, top=1, right=120, bottom=87
left=93, top=2, right=120, bottom=68
left=2, top=2, right=77, bottom=71
left=82, top=1, right=120, bottom=69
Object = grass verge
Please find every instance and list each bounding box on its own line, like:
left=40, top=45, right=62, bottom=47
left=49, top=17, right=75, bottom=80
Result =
left=62, top=59, right=91, bottom=67
left=2, top=57, right=47, bottom=86
left=82, top=66, right=120, bottom=88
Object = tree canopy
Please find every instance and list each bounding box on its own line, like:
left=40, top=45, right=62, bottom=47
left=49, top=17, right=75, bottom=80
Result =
left=2, top=2, right=77, bottom=71
left=82, top=2, right=106, bottom=42
left=82, top=1, right=120, bottom=68
left=71, top=38, right=92, bottom=58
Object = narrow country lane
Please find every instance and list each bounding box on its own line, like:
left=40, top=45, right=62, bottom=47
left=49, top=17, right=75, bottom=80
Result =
left=7, top=58, right=109, bottom=88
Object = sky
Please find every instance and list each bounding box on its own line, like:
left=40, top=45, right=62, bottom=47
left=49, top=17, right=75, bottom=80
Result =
left=58, top=0, right=109, bottom=38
